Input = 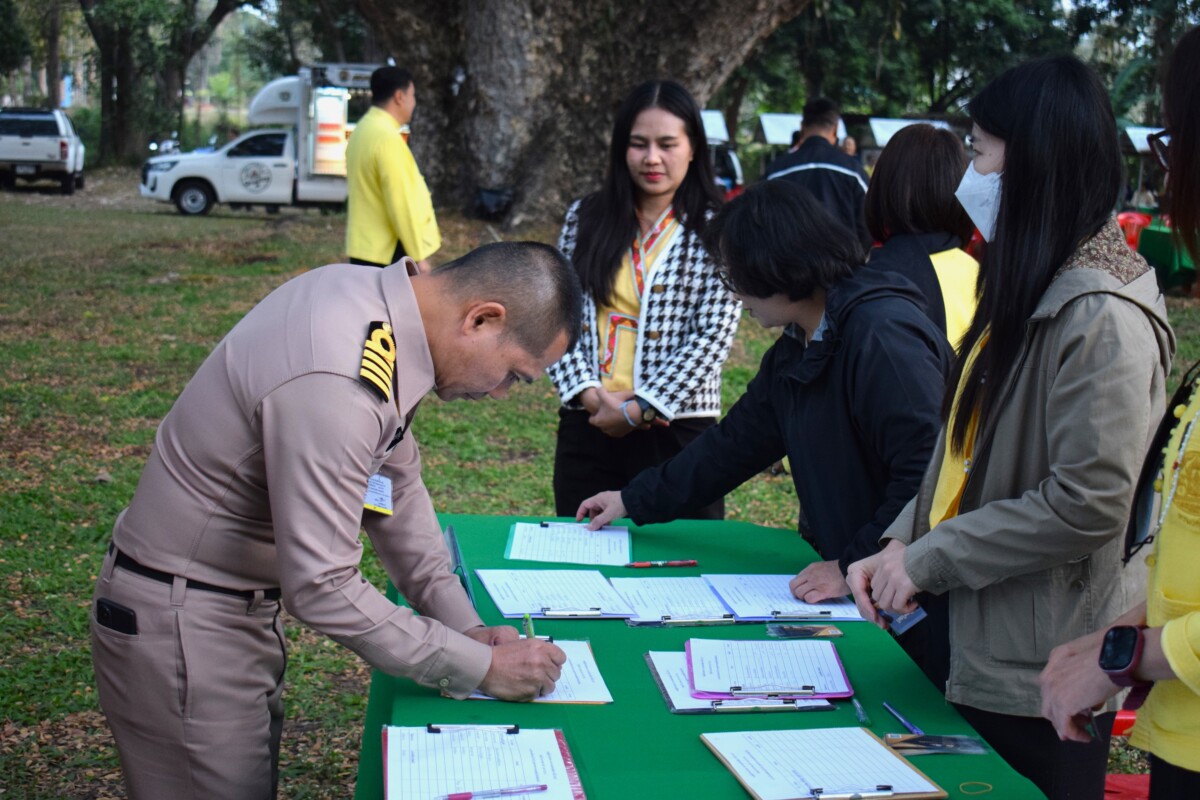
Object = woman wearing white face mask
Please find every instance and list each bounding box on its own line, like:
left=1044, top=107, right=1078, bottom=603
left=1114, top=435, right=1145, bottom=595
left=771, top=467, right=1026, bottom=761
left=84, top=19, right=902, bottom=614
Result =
left=847, top=55, right=1175, bottom=799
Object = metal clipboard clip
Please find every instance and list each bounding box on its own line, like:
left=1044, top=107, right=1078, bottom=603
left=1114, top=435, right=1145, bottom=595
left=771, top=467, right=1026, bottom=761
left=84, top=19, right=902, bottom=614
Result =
left=426, top=723, right=520, bottom=734
left=539, top=606, right=603, bottom=617
left=660, top=614, right=735, bottom=626
left=729, top=684, right=817, bottom=697
left=771, top=609, right=832, bottom=620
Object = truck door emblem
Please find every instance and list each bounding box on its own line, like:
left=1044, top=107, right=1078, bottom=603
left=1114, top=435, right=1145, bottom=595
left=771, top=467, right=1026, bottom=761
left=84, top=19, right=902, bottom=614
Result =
left=240, top=162, right=272, bottom=193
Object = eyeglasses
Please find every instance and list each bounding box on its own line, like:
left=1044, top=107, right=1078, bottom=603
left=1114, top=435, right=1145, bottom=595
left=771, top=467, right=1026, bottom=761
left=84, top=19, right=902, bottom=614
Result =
left=715, top=268, right=739, bottom=294
left=1147, top=130, right=1171, bottom=170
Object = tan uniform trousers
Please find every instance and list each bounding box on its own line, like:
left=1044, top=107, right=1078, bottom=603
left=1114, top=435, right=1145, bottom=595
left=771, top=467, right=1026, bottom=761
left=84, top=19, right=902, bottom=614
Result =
left=91, top=547, right=286, bottom=799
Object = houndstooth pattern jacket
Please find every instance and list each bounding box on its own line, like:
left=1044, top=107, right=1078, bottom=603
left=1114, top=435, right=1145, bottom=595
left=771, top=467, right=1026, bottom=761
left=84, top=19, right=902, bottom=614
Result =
left=546, top=200, right=741, bottom=420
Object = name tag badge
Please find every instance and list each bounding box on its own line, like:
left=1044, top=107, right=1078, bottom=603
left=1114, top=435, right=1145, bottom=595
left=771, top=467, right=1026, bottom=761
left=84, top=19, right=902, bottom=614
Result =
left=886, top=606, right=927, bottom=635
left=364, top=472, right=394, bottom=515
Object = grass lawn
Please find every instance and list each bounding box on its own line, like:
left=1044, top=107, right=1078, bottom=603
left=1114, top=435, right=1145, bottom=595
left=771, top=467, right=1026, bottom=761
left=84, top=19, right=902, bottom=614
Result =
left=1, top=168, right=1195, bottom=797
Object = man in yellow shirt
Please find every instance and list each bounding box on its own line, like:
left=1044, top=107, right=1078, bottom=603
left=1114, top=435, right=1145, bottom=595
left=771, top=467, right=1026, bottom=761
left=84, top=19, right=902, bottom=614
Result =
left=346, top=66, right=441, bottom=270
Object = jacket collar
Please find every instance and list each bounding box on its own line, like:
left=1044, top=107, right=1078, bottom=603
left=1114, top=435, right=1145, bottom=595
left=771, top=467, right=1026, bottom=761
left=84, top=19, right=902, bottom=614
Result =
left=1031, top=220, right=1161, bottom=324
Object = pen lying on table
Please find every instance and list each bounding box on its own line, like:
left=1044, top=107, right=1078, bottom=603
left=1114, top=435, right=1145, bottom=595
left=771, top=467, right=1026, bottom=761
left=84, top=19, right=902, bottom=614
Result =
left=437, top=784, right=548, bottom=800
left=624, top=559, right=698, bottom=568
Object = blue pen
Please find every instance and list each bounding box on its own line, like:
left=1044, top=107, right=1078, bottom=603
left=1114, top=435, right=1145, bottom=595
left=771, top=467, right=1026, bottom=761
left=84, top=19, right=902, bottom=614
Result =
left=882, top=701, right=924, bottom=735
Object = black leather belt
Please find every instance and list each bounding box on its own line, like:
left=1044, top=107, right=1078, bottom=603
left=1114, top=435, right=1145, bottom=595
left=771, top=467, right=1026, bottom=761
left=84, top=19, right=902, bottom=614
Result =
left=110, top=545, right=281, bottom=601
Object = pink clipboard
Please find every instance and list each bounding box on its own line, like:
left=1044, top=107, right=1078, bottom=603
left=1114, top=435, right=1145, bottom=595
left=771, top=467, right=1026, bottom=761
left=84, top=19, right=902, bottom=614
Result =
left=684, top=639, right=855, bottom=700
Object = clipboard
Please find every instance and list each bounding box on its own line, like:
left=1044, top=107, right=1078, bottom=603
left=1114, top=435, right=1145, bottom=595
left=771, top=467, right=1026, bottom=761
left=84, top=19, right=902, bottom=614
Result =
left=685, top=639, right=854, bottom=700
left=701, top=727, right=948, bottom=800
left=644, top=652, right=834, bottom=714
left=443, top=525, right=476, bottom=608
left=382, top=724, right=588, bottom=800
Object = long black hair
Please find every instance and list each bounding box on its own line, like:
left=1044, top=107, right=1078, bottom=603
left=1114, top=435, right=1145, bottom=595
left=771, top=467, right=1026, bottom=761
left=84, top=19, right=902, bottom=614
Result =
left=945, top=56, right=1123, bottom=453
left=573, top=79, right=723, bottom=305
left=1164, top=26, right=1200, bottom=262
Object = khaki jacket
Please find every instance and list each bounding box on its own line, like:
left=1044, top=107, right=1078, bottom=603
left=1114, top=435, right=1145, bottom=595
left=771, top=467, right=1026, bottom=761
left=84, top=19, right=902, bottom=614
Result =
left=883, top=221, right=1175, bottom=715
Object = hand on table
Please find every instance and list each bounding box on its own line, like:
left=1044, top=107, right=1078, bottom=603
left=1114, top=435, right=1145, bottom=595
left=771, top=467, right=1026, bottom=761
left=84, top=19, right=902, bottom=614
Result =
left=576, top=491, right=626, bottom=530
left=789, top=560, right=850, bottom=603
left=847, top=539, right=918, bottom=628
left=1039, top=628, right=1122, bottom=742
left=478, top=639, right=567, bottom=702
left=463, top=625, right=521, bottom=647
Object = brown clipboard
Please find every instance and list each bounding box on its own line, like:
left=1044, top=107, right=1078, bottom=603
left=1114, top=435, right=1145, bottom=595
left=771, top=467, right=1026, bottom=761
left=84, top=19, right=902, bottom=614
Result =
left=700, top=727, right=948, bottom=800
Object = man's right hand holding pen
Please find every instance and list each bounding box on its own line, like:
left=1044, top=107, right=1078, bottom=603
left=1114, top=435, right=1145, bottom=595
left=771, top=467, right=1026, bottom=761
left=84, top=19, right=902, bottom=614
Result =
left=478, top=637, right=566, bottom=702
left=575, top=490, right=627, bottom=531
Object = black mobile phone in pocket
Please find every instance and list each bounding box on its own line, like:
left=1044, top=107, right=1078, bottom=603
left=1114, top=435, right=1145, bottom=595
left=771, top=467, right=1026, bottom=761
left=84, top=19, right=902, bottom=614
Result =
left=95, top=597, right=138, bottom=635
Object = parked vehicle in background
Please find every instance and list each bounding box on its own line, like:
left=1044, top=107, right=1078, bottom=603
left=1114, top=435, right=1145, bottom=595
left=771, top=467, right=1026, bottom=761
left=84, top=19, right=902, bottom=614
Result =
left=0, top=107, right=86, bottom=194
left=701, top=109, right=744, bottom=200
left=139, top=63, right=378, bottom=215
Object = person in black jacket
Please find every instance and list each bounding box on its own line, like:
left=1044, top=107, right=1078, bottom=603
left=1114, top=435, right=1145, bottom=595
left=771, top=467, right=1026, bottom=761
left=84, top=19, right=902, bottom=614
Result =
left=576, top=181, right=951, bottom=615
left=763, top=98, right=872, bottom=249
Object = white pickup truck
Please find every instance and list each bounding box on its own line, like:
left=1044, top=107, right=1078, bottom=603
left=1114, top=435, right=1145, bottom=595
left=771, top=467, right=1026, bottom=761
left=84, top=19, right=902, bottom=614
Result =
left=0, top=107, right=86, bottom=194
left=139, top=128, right=333, bottom=215
left=139, top=63, right=377, bottom=215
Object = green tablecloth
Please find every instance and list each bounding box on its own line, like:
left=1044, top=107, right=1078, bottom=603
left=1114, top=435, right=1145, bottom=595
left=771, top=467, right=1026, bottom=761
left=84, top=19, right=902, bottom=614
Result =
left=354, top=514, right=1045, bottom=799
left=1139, top=222, right=1196, bottom=288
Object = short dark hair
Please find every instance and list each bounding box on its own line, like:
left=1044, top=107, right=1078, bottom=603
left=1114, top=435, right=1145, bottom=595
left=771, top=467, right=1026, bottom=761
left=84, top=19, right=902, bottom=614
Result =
left=802, top=98, right=839, bottom=131
left=1164, top=25, right=1200, bottom=261
left=790, top=129, right=804, bottom=147
left=703, top=181, right=862, bottom=301
left=865, top=124, right=974, bottom=245
left=435, top=241, right=583, bottom=355
left=371, top=67, right=413, bottom=105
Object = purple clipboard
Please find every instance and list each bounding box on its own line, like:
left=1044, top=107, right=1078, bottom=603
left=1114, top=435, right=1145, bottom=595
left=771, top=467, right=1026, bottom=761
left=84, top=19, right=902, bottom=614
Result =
left=684, top=639, right=855, bottom=700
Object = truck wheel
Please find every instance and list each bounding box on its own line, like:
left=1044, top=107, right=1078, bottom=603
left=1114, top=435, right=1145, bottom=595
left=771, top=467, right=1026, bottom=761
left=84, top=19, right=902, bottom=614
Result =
left=60, top=174, right=75, bottom=195
left=174, top=181, right=214, bottom=215
left=0, top=174, right=14, bottom=191
left=75, top=174, right=85, bottom=189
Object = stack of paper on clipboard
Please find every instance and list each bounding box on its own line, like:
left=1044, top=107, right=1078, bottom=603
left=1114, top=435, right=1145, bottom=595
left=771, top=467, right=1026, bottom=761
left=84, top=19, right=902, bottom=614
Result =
left=645, top=651, right=834, bottom=713
left=609, top=575, right=864, bottom=625
left=475, top=569, right=635, bottom=618
left=701, top=574, right=865, bottom=621
left=702, top=727, right=947, bottom=799
left=686, top=639, right=854, bottom=700
left=469, top=640, right=613, bottom=704
left=383, top=724, right=587, bottom=800
left=503, top=521, right=631, bottom=566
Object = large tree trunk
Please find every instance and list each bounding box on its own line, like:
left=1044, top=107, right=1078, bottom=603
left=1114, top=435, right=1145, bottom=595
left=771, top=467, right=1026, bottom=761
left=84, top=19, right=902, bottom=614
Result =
left=44, top=3, right=61, bottom=108
left=353, top=0, right=809, bottom=225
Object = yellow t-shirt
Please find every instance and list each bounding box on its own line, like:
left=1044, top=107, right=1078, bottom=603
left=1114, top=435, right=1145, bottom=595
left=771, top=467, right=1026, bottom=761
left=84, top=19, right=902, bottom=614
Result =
left=345, top=106, right=440, bottom=264
left=929, top=247, right=979, bottom=351
left=1129, top=390, right=1200, bottom=770
left=596, top=209, right=680, bottom=391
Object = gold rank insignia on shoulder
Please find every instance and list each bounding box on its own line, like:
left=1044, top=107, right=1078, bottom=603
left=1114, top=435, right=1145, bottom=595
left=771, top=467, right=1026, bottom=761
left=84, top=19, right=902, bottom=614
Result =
left=359, top=321, right=396, bottom=402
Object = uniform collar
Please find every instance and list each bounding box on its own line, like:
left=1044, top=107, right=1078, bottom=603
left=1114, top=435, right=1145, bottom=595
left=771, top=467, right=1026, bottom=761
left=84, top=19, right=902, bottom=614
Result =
left=379, top=258, right=436, bottom=414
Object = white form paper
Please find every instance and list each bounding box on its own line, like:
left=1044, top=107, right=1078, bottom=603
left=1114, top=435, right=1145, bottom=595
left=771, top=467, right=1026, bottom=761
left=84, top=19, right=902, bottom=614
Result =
left=687, top=639, right=852, bottom=699
left=703, top=574, right=865, bottom=621
left=647, top=651, right=832, bottom=712
left=475, top=569, right=635, bottom=618
left=471, top=641, right=613, bottom=703
left=609, top=576, right=733, bottom=624
left=384, top=726, right=576, bottom=800
left=702, top=727, right=941, bottom=800
left=505, top=521, right=631, bottom=566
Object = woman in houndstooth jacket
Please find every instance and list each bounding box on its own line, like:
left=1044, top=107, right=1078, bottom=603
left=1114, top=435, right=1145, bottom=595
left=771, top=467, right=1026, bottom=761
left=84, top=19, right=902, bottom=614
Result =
left=546, top=79, right=741, bottom=518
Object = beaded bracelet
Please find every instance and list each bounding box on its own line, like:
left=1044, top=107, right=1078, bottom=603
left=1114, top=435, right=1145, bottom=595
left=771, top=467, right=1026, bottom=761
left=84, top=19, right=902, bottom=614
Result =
left=620, top=400, right=638, bottom=428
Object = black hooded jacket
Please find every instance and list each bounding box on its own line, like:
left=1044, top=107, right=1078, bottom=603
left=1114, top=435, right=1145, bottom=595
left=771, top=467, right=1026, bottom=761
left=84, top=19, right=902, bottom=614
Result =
left=622, top=267, right=952, bottom=573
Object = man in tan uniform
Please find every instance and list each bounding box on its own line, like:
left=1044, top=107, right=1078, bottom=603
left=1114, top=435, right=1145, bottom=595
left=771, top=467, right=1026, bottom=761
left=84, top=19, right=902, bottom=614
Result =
left=91, top=242, right=580, bottom=799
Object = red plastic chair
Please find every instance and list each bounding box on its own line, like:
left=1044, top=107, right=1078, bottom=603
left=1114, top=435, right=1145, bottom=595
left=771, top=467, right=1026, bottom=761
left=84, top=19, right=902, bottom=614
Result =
left=1117, top=211, right=1154, bottom=250
left=1105, top=710, right=1149, bottom=799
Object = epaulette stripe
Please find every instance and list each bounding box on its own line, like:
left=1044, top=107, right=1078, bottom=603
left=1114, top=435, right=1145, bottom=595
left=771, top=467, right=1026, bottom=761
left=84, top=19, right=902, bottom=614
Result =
left=361, top=348, right=393, bottom=375
left=359, top=368, right=391, bottom=397
left=360, top=359, right=391, bottom=388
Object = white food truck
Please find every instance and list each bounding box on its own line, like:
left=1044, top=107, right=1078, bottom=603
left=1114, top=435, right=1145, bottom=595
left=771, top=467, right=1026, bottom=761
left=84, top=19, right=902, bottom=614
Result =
left=139, top=63, right=378, bottom=215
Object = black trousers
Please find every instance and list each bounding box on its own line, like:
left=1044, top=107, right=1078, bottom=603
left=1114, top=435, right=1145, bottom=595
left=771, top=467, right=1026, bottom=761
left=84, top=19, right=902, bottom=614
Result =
left=953, top=703, right=1115, bottom=800
left=1150, top=753, right=1200, bottom=799
left=553, top=408, right=723, bottom=520
left=349, top=241, right=406, bottom=267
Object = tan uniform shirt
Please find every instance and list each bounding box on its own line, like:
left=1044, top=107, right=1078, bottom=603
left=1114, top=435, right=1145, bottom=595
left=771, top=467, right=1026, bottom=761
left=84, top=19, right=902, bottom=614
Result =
left=112, top=260, right=490, bottom=697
